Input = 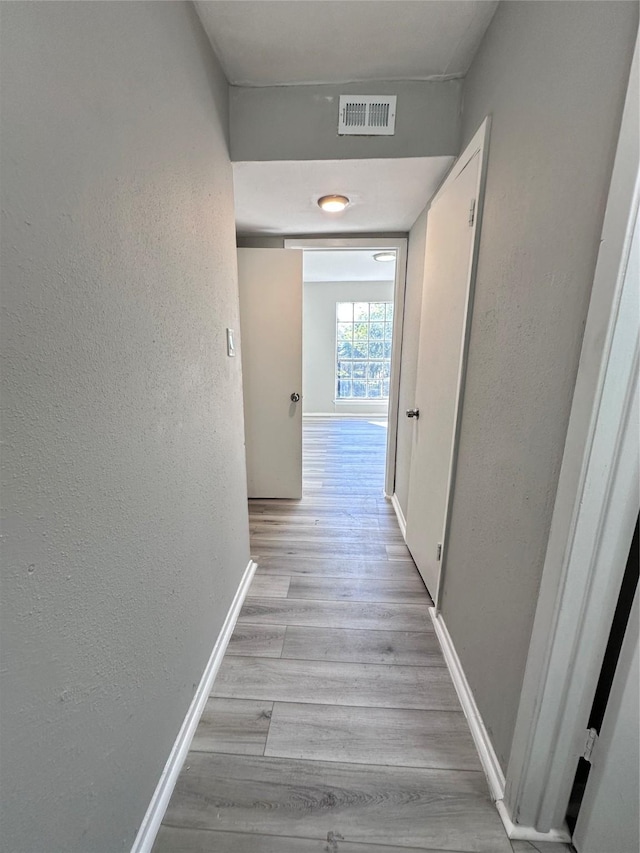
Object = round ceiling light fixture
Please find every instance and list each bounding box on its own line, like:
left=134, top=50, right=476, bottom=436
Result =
left=373, top=251, right=396, bottom=262
left=317, top=194, right=350, bottom=213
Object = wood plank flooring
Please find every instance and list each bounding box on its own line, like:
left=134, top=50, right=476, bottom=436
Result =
left=280, top=625, right=447, bottom=667
left=155, top=417, right=517, bottom=853
left=213, top=656, right=459, bottom=710
left=265, top=703, right=482, bottom=770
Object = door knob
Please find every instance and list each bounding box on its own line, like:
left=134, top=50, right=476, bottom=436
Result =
left=406, top=408, right=420, bottom=418
left=291, top=392, right=301, bottom=402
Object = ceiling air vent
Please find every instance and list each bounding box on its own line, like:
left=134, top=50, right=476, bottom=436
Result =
left=338, top=95, right=397, bottom=136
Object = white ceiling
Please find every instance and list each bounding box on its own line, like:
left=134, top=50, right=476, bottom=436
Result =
left=232, top=157, right=453, bottom=235
left=195, top=1, right=498, bottom=86
left=304, top=250, right=397, bottom=282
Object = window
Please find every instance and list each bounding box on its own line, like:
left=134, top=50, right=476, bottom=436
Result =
left=336, top=301, right=393, bottom=400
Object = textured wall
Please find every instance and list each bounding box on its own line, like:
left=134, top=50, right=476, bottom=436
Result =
left=303, top=280, right=394, bottom=415
left=0, top=3, right=250, bottom=851
left=394, top=208, right=428, bottom=512
left=230, top=80, right=461, bottom=162
left=440, top=0, right=638, bottom=770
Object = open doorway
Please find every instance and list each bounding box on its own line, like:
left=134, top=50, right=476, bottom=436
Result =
left=300, top=247, right=398, bottom=502
left=302, top=249, right=396, bottom=418
left=286, top=238, right=407, bottom=498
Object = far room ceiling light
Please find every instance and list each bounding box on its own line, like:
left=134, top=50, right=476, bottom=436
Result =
left=373, top=251, right=396, bottom=262
left=317, top=194, right=350, bottom=213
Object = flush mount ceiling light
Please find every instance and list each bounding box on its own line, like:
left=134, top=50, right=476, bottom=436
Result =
left=317, top=194, right=350, bottom=213
left=373, top=251, right=396, bottom=262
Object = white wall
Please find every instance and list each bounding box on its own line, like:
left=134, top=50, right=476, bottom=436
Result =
left=438, top=0, right=638, bottom=770
left=0, top=4, right=249, bottom=851
left=303, top=281, right=394, bottom=415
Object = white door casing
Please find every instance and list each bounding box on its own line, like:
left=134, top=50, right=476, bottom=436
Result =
left=237, top=248, right=303, bottom=499
left=572, top=585, right=639, bottom=853
left=405, top=119, right=490, bottom=601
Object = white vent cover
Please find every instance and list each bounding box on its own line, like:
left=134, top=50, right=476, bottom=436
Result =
left=338, top=95, right=397, bottom=136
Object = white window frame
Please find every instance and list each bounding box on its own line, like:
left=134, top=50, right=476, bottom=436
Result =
left=335, top=300, right=394, bottom=402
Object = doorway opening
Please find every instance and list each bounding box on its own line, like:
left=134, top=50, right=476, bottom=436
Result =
left=302, top=250, right=397, bottom=418
left=300, top=247, right=398, bottom=501
left=285, top=238, right=408, bottom=499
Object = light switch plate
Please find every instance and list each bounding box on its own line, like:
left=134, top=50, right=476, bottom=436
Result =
left=226, top=328, right=236, bottom=357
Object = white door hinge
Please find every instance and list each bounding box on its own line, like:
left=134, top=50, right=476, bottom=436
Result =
left=468, top=199, right=476, bottom=227
left=582, top=727, right=598, bottom=763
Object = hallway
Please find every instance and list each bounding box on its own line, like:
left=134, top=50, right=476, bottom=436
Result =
left=154, top=417, right=515, bottom=853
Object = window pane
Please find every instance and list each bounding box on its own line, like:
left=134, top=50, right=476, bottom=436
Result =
left=337, top=322, right=353, bottom=341
left=335, top=301, right=393, bottom=402
left=368, top=362, right=383, bottom=380
left=354, top=303, right=369, bottom=321
left=352, top=360, right=367, bottom=379
left=337, top=302, right=353, bottom=322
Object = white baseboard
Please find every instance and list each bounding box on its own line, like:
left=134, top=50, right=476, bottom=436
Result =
left=390, top=493, right=407, bottom=539
left=495, top=801, right=572, bottom=843
left=429, top=607, right=505, bottom=802
left=131, top=559, right=257, bottom=853
left=429, top=608, right=572, bottom=844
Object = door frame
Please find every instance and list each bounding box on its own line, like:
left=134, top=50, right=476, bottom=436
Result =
left=285, top=236, right=408, bottom=498
left=502, top=37, right=639, bottom=840
left=406, top=116, right=491, bottom=608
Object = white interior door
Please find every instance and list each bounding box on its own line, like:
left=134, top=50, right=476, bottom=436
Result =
left=237, top=248, right=303, bottom=499
left=405, top=130, right=486, bottom=599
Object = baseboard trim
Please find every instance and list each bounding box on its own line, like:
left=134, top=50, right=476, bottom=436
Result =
left=495, top=800, right=572, bottom=843
left=429, top=607, right=505, bottom=802
left=131, top=559, right=257, bottom=853
left=429, top=608, right=572, bottom=843
left=390, top=493, right=407, bottom=539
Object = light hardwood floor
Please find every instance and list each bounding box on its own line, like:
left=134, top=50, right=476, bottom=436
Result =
left=154, top=417, right=569, bottom=853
